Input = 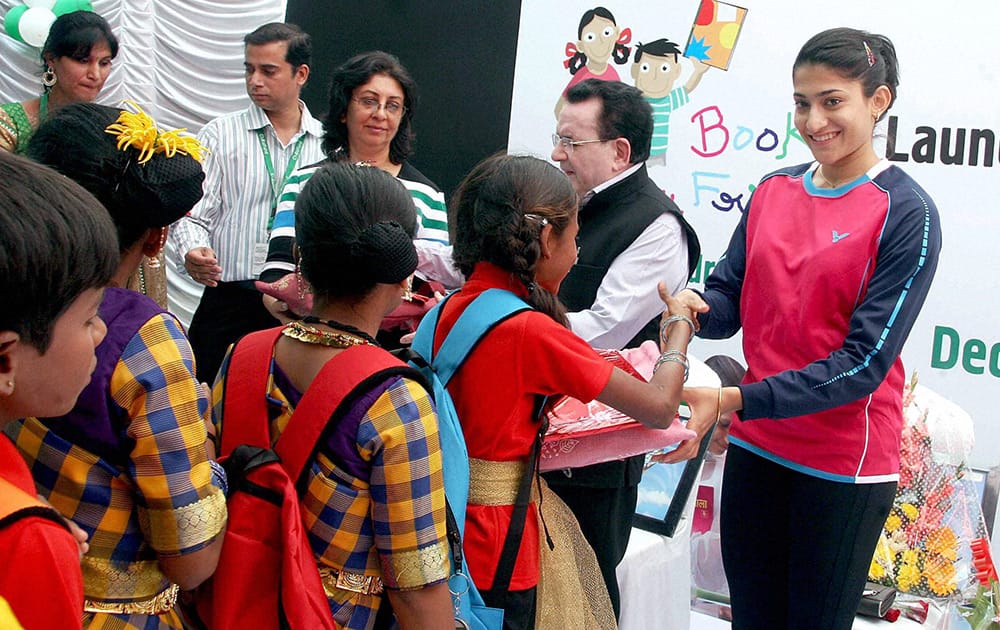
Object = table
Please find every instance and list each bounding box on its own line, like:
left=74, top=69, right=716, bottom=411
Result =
left=617, top=506, right=697, bottom=629
left=616, top=354, right=720, bottom=630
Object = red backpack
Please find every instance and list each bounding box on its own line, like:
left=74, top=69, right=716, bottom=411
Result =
left=195, top=327, right=411, bottom=629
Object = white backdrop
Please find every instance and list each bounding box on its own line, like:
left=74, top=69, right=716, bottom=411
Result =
left=0, top=0, right=287, bottom=326
left=509, top=1, right=1000, bottom=468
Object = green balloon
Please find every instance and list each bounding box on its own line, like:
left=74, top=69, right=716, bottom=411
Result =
left=52, top=0, right=93, bottom=17
left=4, top=5, right=28, bottom=42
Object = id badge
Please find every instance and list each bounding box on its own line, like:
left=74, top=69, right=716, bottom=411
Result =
left=252, top=242, right=268, bottom=276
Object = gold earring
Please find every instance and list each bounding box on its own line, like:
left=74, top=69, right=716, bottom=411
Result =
left=146, top=231, right=167, bottom=269
left=295, top=259, right=311, bottom=302
left=42, top=66, right=56, bottom=88
left=5, top=379, right=14, bottom=394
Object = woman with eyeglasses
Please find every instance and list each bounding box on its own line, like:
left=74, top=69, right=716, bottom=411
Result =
left=260, top=51, right=459, bottom=315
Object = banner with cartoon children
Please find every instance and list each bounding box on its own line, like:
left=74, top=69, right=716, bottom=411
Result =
left=508, top=0, right=1000, bottom=473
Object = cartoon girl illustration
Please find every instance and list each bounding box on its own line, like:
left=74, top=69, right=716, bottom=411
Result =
left=555, top=6, right=632, bottom=117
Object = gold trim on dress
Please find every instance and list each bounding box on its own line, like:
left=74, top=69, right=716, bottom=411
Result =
left=84, top=584, right=179, bottom=615
left=467, top=458, right=617, bottom=628
left=319, top=567, right=384, bottom=596
left=81, top=557, right=167, bottom=601
left=468, top=458, right=529, bottom=505
left=142, top=488, right=228, bottom=551
left=382, top=543, right=450, bottom=590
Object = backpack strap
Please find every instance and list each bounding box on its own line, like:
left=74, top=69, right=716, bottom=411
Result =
left=412, top=288, right=543, bottom=601
left=221, top=328, right=414, bottom=487
left=485, top=395, right=549, bottom=600
left=412, top=288, right=532, bottom=386
left=220, top=327, right=286, bottom=457
left=0, top=478, right=71, bottom=535
left=274, top=344, right=408, bottom=486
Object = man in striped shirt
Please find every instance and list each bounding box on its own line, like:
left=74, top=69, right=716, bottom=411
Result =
left=171, top=23, right=324, bottom=382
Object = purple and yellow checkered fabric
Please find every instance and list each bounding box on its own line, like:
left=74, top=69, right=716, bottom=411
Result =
left=213, top=350, right=449, bottom=630
left=5, top=314, right=225, bottom=629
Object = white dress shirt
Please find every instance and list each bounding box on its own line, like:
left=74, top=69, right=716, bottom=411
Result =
left=566, top=163, right=690, bottom=349
left=170, top=101, right=324, bottom=282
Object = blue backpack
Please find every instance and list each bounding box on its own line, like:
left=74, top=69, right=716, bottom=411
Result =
left=407, top=288, right=534, bottom=630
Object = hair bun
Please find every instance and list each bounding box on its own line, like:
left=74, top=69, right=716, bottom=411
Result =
left=121, top=153, right=205, bottom=228
left=350, top=221, right=417, bottom=284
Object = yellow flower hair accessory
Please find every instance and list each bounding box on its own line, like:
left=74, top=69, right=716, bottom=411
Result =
left=105, top=100, right=206, bottom=164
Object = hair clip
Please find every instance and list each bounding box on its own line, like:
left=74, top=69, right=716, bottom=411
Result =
left=523, top=213, right=549, bottom=227
left=105, top=100, right=207, bottom=164
left=863, top=41, right=876, bottom=67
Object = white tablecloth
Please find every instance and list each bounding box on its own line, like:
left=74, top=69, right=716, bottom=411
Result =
left=617, top=502, right=697, bottom=629
left=616, top=354, right=720, bottom=630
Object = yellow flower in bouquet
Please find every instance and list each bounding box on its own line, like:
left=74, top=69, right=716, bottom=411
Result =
left=897, top=561, right=922, bottom=592
left=926, top=526, right=959, bottom=562
left=884, top=514, right=902, bottom=533
left=924, top=553, right=958, bottom=597
left=901, top=503, right=919, bottom=520
left=870, top=534, right=895, bottom=580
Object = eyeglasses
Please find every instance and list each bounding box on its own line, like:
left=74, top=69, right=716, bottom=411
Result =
left=351, top=96, right=406, bottom=117
left=551, top=133, right=609, bottom=152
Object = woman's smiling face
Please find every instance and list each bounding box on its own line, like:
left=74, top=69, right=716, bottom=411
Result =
left=793, top=62, right=888, bottom=175
left=342, top=73, right=406, bottom=156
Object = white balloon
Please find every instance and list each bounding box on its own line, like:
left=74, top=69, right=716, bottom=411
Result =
left=24, top=0, right=58, bottom=9
left=19, top=7, right=57, bottom=48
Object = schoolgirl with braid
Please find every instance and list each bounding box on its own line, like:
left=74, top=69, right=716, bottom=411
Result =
left=438, top=153, right=705, bottom=629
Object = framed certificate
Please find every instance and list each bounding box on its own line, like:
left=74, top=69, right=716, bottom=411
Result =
left=632, top=356, right=722, bottom=537
left=633, top=416, right=716, bottom=537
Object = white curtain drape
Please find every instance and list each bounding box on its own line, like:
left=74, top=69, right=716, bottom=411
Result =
left=1, top=0, right=286, bottom=128
left=1, top=0, right=287, bottom=327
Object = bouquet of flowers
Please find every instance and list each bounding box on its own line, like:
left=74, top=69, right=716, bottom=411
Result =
left=868, top=372, right=986, bottom=601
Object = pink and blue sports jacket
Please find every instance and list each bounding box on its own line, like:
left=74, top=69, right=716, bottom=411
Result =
left=700, top=160, right=941, bottom=483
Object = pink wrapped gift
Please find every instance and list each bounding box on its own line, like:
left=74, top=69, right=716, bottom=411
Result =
left=540, top=342, right=695, bottom=472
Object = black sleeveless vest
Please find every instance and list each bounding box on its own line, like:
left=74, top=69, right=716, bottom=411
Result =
left=559, top=165, right=700, bottom=349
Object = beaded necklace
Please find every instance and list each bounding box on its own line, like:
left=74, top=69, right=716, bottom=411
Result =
left=281, top=318, right=379, bottom=348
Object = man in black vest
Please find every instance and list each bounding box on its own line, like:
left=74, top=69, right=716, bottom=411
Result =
left=544, top=78, right=700, bottom=618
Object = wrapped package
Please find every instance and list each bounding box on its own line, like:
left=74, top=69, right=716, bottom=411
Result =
left=868, top=373, right=991, bottom=609
left=539, top=341, right=695, bottom=472
left=539, top=342, right=695, bottom=472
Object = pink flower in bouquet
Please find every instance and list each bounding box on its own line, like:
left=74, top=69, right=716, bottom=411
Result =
left=924, top=483, right=955, bottom=512
left=908, top=505, right=946, bottom=548
left=898, top=418, right=930, bottom=489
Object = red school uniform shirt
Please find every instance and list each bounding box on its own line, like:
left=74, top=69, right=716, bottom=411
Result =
left=0, top=436, right=84, bottom=630
left=436, top=262, right=614, bottom=591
